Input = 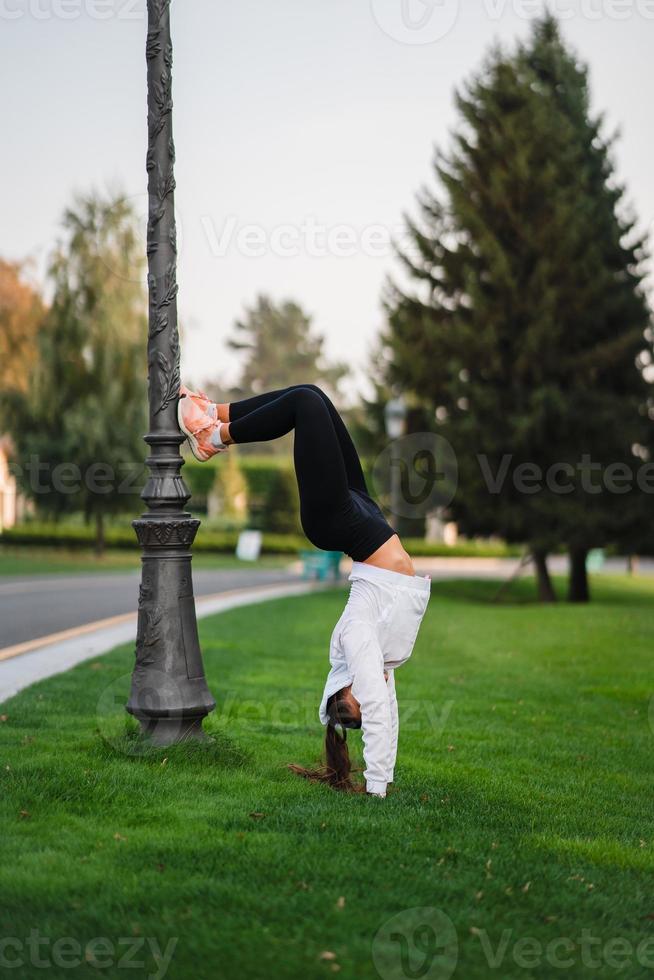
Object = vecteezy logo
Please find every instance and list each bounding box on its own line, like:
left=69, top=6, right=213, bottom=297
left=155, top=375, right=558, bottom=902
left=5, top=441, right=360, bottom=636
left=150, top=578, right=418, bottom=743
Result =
left=372, top=907, right=458, bottom=980
left=370, top=0, right=460, bottom=44
left=372, top=432, right=458, bottom=519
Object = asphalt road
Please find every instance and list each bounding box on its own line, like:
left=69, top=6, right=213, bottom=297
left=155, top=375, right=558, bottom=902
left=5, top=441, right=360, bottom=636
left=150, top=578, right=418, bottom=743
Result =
left=0, top=567, right=302, bottom=650
left=1, top=554, right=649, bottom=652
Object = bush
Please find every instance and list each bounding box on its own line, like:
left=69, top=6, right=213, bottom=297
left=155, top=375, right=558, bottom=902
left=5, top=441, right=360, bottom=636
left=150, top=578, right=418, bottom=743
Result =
left=183, top=455, right=295, bottom=518
left=261, top=468, right=301, bottom=534
left=1, top=521, right=522, bottom=558
left=0, top=521, right=308, bottom=555
left=0, top=522, right=137, bottom=550
left=180, top=458, right=217, bottom=512
left=207, top=452, right=248, bottom=525
left=401, top=537, right=522, bottom=558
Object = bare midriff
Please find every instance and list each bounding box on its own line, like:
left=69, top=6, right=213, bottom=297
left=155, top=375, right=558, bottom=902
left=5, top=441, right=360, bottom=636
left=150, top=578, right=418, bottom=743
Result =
left=362, top=534, right=415, bottom=577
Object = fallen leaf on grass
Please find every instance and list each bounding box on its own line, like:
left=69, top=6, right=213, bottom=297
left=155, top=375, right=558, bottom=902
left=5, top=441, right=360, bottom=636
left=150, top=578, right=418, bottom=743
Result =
left=522, top=881, right=531, bottom=893
left=19, top=810, right=30, bottom=820
left=336, top=896, right=345, bottom=909
left=113, top=833, right=127, bottom=842
left=0, top=715, right=8, bottom=722
left=249, top=812, right=265, bottom=820
left=319, top=951, right=337, bottom=961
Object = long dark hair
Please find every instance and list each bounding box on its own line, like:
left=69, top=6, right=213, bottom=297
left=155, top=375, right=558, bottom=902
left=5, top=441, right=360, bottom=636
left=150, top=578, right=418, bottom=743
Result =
left=289, top=688, right=363, bottom=793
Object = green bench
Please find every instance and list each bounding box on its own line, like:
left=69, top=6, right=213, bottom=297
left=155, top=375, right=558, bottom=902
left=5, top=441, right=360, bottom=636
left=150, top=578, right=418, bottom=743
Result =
left=299, top=549, right=343, bottom=581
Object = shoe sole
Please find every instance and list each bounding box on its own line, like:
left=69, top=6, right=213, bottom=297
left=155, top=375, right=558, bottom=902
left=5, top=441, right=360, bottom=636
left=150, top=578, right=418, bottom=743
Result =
left=177, top=398, right=211, bottom=462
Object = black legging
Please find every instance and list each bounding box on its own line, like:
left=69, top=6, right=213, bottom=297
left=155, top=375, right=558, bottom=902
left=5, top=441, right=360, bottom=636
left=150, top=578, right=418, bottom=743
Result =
left=229, top=384, right=394, bottom=559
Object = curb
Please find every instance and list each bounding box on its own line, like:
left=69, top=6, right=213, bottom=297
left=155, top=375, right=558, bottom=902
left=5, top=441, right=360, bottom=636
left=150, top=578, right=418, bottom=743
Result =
left=0, top=580, right=328, bottom=705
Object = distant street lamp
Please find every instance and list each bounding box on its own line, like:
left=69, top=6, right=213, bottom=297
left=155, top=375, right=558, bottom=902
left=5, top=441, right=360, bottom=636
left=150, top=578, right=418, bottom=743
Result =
left=384, top=395, right=407, bottom=518
left=126, top=0, right=215, bottom=744
left=384, top=396, right=407, bottom=440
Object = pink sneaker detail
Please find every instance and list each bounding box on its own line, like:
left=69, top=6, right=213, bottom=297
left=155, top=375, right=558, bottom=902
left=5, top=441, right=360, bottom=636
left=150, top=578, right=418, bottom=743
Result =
left=179, top=385, right=217, bottom=419
left=177, top=386, right=226, bottom=461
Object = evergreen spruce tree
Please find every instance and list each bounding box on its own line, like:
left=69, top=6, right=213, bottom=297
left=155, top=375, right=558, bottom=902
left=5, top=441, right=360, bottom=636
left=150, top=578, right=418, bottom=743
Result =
left=228, top=295, right=347, bottom=397
left=221, top=295, right=349, bottom=456
left=385, top=16, right=651, bottom=601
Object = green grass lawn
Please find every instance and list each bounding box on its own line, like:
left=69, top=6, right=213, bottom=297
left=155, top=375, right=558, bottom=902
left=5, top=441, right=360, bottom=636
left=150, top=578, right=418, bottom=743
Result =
left=0, top=545, right=291, bottom=576
left=1, top=576, right=653, bottom=979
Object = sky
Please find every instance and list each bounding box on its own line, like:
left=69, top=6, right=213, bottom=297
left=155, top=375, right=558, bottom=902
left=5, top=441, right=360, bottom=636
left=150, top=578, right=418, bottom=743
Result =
left=2, top=0, right=652, bottom=401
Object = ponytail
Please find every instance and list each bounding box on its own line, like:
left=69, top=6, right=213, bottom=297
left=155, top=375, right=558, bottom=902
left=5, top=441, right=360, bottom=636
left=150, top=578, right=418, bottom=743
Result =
left=323, top=723, right=356, bottom=791
left=288, top=690, right=363, bottom=793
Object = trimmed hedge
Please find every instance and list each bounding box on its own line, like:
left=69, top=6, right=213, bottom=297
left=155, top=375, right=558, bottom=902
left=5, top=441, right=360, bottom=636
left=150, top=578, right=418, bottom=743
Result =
left=401, top=537, right=522, bottom=558
left=0, top=522, right=309, bottom=555
left=183, top=456, right=293, bottom=501
left=183, top=455, right=301, bottom=533
left=1, top=523, right=138, bottom=550
left=1, top=521, right=522, bottom=558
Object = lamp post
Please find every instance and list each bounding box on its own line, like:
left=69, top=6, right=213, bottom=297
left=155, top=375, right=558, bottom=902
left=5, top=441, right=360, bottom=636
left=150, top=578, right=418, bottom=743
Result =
left=384, top=394, right=407, bottom=520
left=126, top=0, right=215, bottom=744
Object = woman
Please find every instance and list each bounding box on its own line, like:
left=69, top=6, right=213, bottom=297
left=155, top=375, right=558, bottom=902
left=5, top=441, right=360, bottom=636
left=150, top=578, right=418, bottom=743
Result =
left=178, top=383, right=430, bottom=796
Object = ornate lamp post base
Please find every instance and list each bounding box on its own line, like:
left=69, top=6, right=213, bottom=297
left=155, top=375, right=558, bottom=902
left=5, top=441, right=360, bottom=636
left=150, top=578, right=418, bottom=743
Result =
left=126, top=505, right=216, bottom=746
left=130, top=715, right=212, bottom=747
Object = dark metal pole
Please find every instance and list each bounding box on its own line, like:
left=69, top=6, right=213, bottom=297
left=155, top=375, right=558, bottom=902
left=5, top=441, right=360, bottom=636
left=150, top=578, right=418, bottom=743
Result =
left=126, top=0, right=215, bottom=744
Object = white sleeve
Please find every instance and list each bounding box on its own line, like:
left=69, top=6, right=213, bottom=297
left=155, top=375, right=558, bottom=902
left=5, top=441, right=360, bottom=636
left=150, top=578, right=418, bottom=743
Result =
left=387, top=669, right=398, bottom=783
left=340, top=619, right=393, bottom=796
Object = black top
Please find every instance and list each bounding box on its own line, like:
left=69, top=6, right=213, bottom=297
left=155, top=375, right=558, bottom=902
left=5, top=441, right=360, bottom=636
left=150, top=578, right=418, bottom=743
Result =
left=345, top=487, right=396, bottom=563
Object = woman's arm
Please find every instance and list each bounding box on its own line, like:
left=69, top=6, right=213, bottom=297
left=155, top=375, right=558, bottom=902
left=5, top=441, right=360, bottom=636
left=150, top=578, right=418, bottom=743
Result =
left=340, top=619, right=394, bottom=796
left=387, top=669, right=399, bottom=784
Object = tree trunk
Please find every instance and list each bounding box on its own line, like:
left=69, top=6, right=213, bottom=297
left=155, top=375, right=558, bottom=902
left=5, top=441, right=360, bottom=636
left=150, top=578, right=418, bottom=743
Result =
left=568, top=547, right=590, bottom=602
left=532, top=549, right=556, bottom=603
left=94, top=512, right=105, bottom=558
